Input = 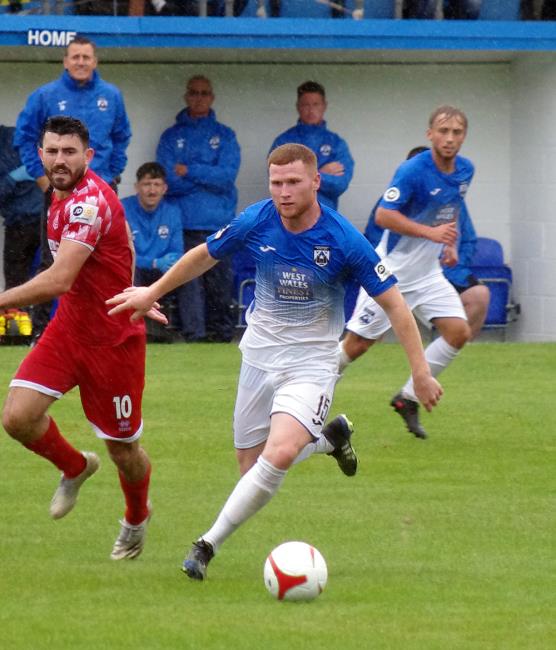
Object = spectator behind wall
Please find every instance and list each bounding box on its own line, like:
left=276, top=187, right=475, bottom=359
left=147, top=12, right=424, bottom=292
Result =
left=121, top=162, right=187, bottom=342
left=0, top=125, right=42, bottom=305
left=127, top=0, right=279, bottom=16
left=269, top=80, right=354, bottom=211
left=14, top=34, right=132, bottom=342
left=156, top=74, right=240, bottom=343
left=403, top=1, right=481, bottom=18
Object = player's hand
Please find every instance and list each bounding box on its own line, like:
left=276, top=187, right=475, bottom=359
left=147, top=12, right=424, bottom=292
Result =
left=145, top=305, right=168, bottom=325
left=319, top=161, right=345, bottom=176
left=106, top=286, right=166, bottom=323
left=441, top=244, right=458, bottom=267
left=413, top=374, right=443, bottom=412
left=428, top=222, right=457, bottom=245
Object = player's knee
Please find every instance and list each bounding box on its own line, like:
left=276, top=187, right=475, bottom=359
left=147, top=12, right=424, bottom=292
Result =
left=262, top=442, right=298, bottom=471
left=105, top=440, right=135, bottom=470
left=343, top=332, right=374, bottom=360
left=2, top=402, right=33, bottom=439
left=449, top=320, right=472, bottom=348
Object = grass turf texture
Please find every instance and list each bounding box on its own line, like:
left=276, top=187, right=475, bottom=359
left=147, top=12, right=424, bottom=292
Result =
left=0, top=341, right=554, bottom=650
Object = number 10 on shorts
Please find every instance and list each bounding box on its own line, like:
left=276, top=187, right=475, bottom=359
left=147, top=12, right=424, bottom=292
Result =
left=113, top=394, right=132, bottom=419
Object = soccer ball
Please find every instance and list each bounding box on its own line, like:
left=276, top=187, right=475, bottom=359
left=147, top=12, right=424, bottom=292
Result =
left=263, top=541, right=328, bottom=601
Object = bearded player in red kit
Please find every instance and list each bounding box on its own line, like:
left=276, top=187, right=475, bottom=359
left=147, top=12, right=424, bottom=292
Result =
left=0, top=116, right=153, bottom=560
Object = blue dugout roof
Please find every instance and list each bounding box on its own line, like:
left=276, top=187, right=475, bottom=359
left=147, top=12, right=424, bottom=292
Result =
left=1, top=16, right=556, bottom=62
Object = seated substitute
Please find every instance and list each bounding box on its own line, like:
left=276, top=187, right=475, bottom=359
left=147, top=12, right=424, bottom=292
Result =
left=121, top=162, right=186, bottom=340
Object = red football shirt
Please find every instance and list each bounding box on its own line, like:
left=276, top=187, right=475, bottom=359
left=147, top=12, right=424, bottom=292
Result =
left=47, top=169, right=145, bottom=346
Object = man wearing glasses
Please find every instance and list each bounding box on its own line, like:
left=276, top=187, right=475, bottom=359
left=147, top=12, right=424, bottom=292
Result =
left=156, top=75, right=240, bottom=343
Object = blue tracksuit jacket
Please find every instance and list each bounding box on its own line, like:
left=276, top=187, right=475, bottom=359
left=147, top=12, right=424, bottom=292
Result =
left=270, top=120, right=354, bottom=210
left=156, top=108, right=240, bottom=232
left=121, top=195, right=184, bottom=271
left=14, top=70, right=131, bottom=184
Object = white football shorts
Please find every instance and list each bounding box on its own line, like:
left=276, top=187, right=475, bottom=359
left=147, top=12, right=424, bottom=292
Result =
left=233, top=362, right=338, bottom=449
left=347, top=276, right=467, bottom=340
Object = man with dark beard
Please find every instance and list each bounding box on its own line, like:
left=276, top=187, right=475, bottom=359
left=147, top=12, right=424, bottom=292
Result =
left=0, top=116, right=153, bottom=561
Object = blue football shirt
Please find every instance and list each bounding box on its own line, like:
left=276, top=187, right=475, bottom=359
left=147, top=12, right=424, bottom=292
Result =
left=207, top=199, right=396, bottom=372
left=377, top=149, right=474, bottom=291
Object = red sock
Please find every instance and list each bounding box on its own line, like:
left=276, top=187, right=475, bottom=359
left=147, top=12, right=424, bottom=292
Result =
left=24, top=418, right=86, bottom=478
left=119, top=464, right=151, bottom=525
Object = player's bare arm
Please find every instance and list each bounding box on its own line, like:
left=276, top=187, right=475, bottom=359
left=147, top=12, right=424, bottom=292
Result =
left=0, top=238, right=91, bottom=310
left=373, top=285, right=443, bottom=411
left=376, top=207, right=457, bottom=245
left=107, top=242, right=218, bottom=321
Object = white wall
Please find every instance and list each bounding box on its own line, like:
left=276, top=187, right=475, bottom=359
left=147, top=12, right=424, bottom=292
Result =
left=2, top=58, right=552, bottom=340
left=0, top=60, right=511, bottom=231
left=510, top=56, right=556, bottom=342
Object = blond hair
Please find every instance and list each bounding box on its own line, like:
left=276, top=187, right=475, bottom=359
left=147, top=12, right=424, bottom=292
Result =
left=429, top=105, right=468, bottom=130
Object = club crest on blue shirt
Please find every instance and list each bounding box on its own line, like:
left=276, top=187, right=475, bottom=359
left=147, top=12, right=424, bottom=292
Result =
left=320, top=144, right=332, bottom=157
left=177, top=138, right=185, bottom=149
left=383, top=186, right=400, bottom=202
left=313, top=245, right=330, bottom=267
left=97, top=97, right=108, bottom=111
left=209, top=135, right=221, bottom=150
left=58, top=100, right=67, bottom=111
left=158, top=225, right=169, bottom=239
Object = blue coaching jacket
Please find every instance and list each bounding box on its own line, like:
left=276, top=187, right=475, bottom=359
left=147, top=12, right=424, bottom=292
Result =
left=270, top=120, right=354, bottom=210
left=121, top=195, right=184, bottom=271
left=0, top=126, right=42, bottom=227
left=156, top=108, right=240, bottom=232
left=14, top=70, right=131, bottom=184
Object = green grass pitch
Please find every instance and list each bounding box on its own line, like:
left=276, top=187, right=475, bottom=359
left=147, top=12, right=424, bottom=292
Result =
left=0, top=341, right=554, bottom=649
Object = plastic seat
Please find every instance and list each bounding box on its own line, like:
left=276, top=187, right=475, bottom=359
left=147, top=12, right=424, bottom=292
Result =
left=469, top=237, right=520, bottom=332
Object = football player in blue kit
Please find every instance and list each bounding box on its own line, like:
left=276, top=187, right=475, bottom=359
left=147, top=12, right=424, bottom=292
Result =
left=340, top=106, right=474, bottom=440
left=107, top=143, right=442, bottom=581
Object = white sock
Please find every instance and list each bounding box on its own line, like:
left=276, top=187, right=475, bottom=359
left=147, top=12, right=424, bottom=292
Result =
left=338, top=341, right=352, bottom=373
left=401, top=336, right=460, bottom=401
left=292, top=436, right=333, bottom=465
left=202, top=456, right=286, bottom=552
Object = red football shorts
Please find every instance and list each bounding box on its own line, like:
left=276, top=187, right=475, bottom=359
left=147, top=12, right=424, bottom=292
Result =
left=12, top=321, right=146, bottom=441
